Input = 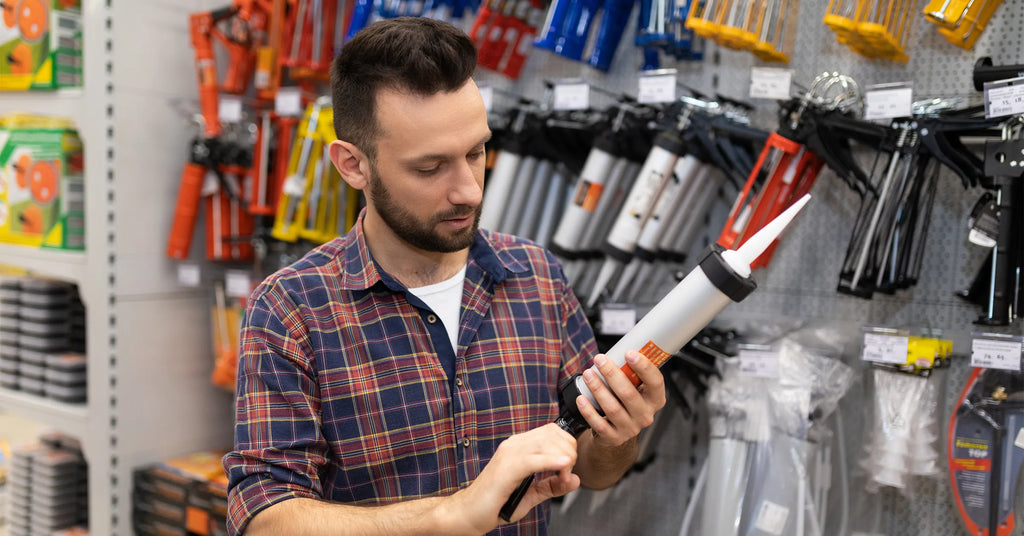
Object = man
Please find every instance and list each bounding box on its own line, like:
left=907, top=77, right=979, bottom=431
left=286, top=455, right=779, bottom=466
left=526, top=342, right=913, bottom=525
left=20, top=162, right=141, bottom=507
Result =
left=224, top=17, right=665, bottom=536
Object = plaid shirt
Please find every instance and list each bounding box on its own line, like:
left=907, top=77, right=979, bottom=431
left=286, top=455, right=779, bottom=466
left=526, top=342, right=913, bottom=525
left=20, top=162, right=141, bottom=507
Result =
left=224, top=214, right=597, bottom=536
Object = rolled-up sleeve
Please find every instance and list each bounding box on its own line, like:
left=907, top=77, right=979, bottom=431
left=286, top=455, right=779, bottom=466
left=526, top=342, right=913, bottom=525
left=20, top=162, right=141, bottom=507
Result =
left=223, top=287, right=327, bottom=536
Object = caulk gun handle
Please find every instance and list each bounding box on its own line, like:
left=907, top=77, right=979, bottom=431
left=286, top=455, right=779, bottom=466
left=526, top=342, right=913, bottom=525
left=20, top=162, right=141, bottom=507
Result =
left=499, top=377, right=591, bottom=521
left=499, top=474, right=535, bottom=522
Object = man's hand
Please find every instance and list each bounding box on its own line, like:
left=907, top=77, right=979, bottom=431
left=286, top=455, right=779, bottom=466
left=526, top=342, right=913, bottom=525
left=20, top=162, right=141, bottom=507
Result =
left=576, top=349, right=666, bottom=448
left=444, top=422, right=581, bottom=534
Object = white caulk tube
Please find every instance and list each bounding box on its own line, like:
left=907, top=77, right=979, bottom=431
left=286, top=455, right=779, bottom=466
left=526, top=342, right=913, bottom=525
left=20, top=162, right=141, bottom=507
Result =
left=498, top=193, right=813, bottom=522
left=515, top=159, right=555, bottom=239
left=585, top=132, right=684, bottom=307
left=498, top=154, right=539, bottom=233
left=532, top=165, right=569, bottom=248
left=480, top=144, right=523, bottom=230
left=582, top=160, right=641, bottom=250
left=610, top=156, right=703, bottom=301
left=604, top=130, right=685, bottom=257
left=551, top=134, right=622, bottom=254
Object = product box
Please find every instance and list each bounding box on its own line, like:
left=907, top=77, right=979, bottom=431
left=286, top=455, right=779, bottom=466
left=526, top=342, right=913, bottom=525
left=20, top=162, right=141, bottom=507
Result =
left=0, top=0, right=82, bottom=90
left=0, top=115, right=84, bottom=250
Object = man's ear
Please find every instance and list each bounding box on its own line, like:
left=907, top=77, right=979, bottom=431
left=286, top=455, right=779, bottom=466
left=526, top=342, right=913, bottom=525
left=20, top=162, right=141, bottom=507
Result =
left=329, top=139, right=369, bottom=190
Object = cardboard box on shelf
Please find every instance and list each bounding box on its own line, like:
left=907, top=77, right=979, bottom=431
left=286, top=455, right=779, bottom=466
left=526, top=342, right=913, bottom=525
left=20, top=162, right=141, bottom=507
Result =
left=0, top=114, right=84, bottom=250
left=0, top=0, right=83, bottom=91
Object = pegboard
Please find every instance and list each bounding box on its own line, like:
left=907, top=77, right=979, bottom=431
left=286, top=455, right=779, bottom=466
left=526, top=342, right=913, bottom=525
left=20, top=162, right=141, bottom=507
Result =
left=477, top=2, right=1024, bottom=535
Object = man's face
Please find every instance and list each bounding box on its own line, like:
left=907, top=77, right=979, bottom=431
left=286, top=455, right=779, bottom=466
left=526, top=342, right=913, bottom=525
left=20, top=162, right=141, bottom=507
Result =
left=365, top=80, right=491, bottom=254
left=365, top=157, right=483, bottom=252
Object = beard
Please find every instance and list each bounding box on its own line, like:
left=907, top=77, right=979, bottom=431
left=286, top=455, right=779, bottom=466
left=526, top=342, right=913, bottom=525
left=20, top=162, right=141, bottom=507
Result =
left=366, top=163, right=481, bottom=253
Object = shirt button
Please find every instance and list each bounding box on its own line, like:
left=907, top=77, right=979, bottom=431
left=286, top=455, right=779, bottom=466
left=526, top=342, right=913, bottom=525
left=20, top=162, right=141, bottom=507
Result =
left=455, top=376, right=463, bottom=387
left=462, top=437, right=471, bottom=447
left=426, top=314, right=437, bottom=324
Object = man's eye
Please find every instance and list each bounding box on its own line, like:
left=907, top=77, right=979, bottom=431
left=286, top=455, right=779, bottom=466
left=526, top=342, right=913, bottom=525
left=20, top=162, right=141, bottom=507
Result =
left=417, top=166, right=440, bottom=175
left=468, top=150, right=485, bottom=161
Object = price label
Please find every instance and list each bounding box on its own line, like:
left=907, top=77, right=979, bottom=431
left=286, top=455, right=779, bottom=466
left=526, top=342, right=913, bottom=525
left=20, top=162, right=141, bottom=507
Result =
left=177, top=263, right=201, bottom=287
left=225, top=270, right=253, bottom=299
left=218, top=95, right=244, bottom=123
left=478, top=84, right=494, bottom=112
left=552, top=82, right=590, bottom=111
left=753, top=500, right=789, bottom=535
left=599, top=304, right=636, bottom=336
left=749, top=67, right=793, bottom=100
left=863, top=85, right=913, bottom=120
left=984, top=78, right=1024, bottom=118
left=738, top=347, right=780, bottom=378
left=275, top=87, right=304, bottom=116
left=638, top=70, right=677, bottom=104
left=971, top=336, right=1022, bottom=371
left=862, top=332, right=909, bottom=365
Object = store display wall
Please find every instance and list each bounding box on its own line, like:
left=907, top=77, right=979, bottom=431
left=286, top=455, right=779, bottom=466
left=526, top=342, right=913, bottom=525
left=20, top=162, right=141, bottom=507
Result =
left=478, top=2, right=1024, bottom=535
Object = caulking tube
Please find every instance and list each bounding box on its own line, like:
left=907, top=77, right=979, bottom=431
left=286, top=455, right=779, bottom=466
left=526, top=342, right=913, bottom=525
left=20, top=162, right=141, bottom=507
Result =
left=498, top=154, right=539, bottom=233
left=625, top=166, right=721, bottom=303
left=480, top=140, right=524, bottom=230
left=610, top=155, right=704, bottom=301
left=498, top=193, right=813, bottom=522
left=586, top=131, right=684, bottom=307
left=622, top=165, right=717, bottom=304
left=532, top=165, right=569, bottom=248
left=551, top=133, right=624, bottom=254
left=581, top=160, right=642, bottom=250
left=514, top=159, right=555, bottom=239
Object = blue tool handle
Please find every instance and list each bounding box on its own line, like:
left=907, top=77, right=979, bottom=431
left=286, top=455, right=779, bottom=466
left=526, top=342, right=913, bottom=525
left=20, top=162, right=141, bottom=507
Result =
left=345, top=0, right=374, bottom=41
left=534, top=0, right=570, bottom=50
left=588, top=0, right=636, bottom=71
left=554, top=0, right=600, bottom=61
left=641, top=47, right=660, bottom=70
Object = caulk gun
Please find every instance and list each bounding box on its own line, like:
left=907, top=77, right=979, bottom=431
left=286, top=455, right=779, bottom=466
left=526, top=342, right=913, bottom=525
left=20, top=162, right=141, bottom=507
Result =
left=498, top=192, right=814, bottom=521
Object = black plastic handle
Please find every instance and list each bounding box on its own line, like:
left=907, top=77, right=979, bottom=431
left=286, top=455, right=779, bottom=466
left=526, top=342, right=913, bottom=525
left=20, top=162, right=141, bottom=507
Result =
left=498, top=378, right=591, bottom=522
left=973, top=57, right=1024, bottom=91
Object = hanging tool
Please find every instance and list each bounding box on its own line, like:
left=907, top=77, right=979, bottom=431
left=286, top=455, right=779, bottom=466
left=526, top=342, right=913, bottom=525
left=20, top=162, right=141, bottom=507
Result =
left=686, top=0, right=798, bottom=62
left=272, top=96, right=333, bottom=242
left=950, top=367, right=1024, bottom=536
left=168, top=2, right=271, bottom=261
left=717, top=73, right=857, bottom=269
left=923, top=0, right=1005, bottom=50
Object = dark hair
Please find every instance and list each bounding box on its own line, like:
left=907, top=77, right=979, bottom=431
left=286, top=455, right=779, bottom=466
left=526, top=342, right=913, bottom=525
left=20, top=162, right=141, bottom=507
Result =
left=330, top=17, right=478, bottom=161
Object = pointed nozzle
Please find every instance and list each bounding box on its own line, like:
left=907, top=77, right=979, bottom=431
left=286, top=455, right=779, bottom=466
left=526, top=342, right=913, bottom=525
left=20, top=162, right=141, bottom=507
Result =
left=734, top=193, right=812, bottom=266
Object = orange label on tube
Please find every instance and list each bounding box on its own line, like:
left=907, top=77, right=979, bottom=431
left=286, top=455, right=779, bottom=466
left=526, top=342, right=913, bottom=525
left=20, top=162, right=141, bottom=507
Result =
left=581, top=183, right=604, bottom=212
left=620, top=340, right=672, bottom=385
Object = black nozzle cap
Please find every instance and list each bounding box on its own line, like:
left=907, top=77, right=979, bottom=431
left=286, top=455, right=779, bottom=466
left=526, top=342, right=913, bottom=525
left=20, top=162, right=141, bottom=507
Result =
left=697, top=244, right=756, bottom=302
left=557, top=375, right=595, bottom=437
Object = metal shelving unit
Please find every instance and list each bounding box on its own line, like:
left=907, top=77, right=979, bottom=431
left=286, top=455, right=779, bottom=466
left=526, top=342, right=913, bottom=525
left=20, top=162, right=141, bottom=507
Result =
left=0, top=1, right=234, bottom=534
left=0, top=389, right=89, bottom=442
left=0, top=245, right=87, bottom=289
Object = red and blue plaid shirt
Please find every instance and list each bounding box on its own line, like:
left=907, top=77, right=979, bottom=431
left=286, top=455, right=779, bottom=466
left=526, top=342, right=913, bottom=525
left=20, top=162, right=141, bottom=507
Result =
left=224, top=214, right=597, bottom=536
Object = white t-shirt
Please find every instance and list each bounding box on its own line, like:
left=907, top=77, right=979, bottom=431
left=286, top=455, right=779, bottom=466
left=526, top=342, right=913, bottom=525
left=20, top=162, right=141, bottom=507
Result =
left=407, top=265, right=466, bottom=354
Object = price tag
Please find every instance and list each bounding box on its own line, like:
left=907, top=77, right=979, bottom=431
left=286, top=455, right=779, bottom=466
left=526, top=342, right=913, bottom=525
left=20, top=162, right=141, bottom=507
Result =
left=552, top=82, right=590, bottom=111
left=863, top=84, right=913, bottom=120
left=749, top=67, right=793, bottom=100
left=862, top=331, right=909, bottom=365
left=177, top=263, right=201, bottom=287
left=638, top=69, right=677, bottom=104
left=971, top=335, right=1022, bottom=371
left=225, top=270, right=253, bottom=299
left=753, top=500, right=789, bottom=535
left=478, top=84, right=494, bottom=112
left=738, top=346, right=780, bottom=378
left=218, top=95, right=244, bottom=123
left=983, top=77, right=1024, bottom=118
left=275, top=87, right=304, bottom=116
left=599, top=304, right=636, bottom=336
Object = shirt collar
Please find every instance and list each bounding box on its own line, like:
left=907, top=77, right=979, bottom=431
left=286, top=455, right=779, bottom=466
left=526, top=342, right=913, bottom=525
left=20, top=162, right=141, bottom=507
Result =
left=334, top=209, right=525, bottom=291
